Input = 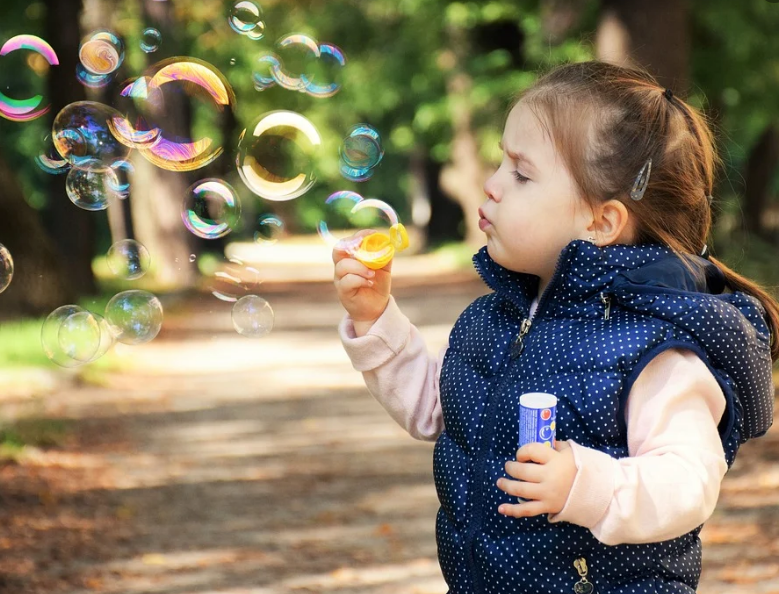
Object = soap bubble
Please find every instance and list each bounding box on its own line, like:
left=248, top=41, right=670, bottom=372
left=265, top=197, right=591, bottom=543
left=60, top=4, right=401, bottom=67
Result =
left=35, top=135, right=70, bottom=175
left=232, top=295, right=274, bottom=338
left=57, top=310, right=101, bottom=362
left=345, top=198, right=402, bottom=265
left=210, top=257, right=261, bottom=303
left=42, top=306, right=114, bottom=367
left=110, top=58, right=236, bottom=172
left=140, top=28, right=162, bottom=53
left=107, top=159, right=133, bottom=198
left=65, top=167, right=120, bottom=211
left=252, top=53, right=279, bottom=91
left=317, top=190, right=364, bottom=247
left=107, top=239, right=151, bottom=280
left=236, top=110, right=321, bottom=201
left=0, top=35, right=59, bottom=122
left=254, top=214, right=284, bottom=244
left=182, top=179, right=242, bottom=239
left=302, top=43, right=346, bottom=98
left=79, top=30, right=124, bottom=75
left=229, top=1, right=265, bottom=39
left=270, top=33, right=319, bottom=92
left=105, top=290, right=163, bottom=345
left=339, top=124, right=383, bottom=182
left=0, top=244, right=14, bottom=294
left=53, top=101, right=131, bottom=171
left=76, top=62, right=113, bottom=88
left=189, top=254, right=197, bottom=263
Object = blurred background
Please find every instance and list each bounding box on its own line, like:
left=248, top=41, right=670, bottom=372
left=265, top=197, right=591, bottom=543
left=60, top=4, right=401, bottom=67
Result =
left=1, top=0, right=779, bottom=593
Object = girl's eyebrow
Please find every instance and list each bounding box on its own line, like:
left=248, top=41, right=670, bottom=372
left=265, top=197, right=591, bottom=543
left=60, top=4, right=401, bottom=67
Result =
left=498, top=140, right=539, bottom=173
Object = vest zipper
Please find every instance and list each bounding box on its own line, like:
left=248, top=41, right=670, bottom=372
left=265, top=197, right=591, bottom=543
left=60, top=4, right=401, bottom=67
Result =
left=573, top=557, right=595, bottom=593
left=510, top=318, right=532, bottom=358
left=600, top=292, right=611, bottom=320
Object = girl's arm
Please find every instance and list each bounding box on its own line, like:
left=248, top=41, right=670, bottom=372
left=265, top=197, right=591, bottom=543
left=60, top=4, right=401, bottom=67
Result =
left=339, top=295, right=445, bottom=442
left=547, top=347, right=728, bottom=545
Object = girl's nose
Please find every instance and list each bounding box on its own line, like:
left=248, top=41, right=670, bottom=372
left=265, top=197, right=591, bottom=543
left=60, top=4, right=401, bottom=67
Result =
left=484, top=172, right=501, bottom=202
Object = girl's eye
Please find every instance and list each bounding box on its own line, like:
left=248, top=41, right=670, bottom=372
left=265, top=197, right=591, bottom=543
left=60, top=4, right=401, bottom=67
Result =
left=512, top=171, right=529, bottom=183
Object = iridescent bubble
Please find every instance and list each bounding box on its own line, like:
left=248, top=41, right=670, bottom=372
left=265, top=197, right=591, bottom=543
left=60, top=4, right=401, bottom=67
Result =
left=302, top=43, right=346, bottom=98
left=236, top=110, right=321, bottom=201
left=57, top=310, right=101, bottom=362
left=53, top=101, right=132, bottom=171
left=339, top=124, right=383, bottom=182
left=317, top=191, right=364, bottom=248
left=0, top=244, right=14, bottom=294
left=210, top=257, right=261, bottom=303
left=252, top=53, right=279, bottom=91
left=42, top=305, right=114, bottom=367
left=105, top=290, right=163, bottom=345
left=254, top=214, right=283, bottom=244
left=65, top=167, right=120, bottom=211
left=35, top=135, right=70, bottom=175
left=111, top=58, right=236, bottom=172
left=79, top=30, right=124, bottom=75
left=107, top=239, right=151, bottom=280
left=76, top=62, right=113, bottom=88
left=108, top=159, right=133, bottom=198
left=232, top=295, right=274, bottom=338
left=182, top=179, right=242, bottom=239
left=188, top=254, right=196, bottom=263
left=0, top=35, right=59, bottom=122
left=140, top=28, right=162, bottom=53
left=346, top=198, right=401, bottom=264
left=229, top=1, right=265, bottom=40
left=270, top=33, right=319, bottom=92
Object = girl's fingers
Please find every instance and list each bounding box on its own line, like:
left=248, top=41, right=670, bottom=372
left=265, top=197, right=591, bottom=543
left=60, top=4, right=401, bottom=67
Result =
left=504, top=461, right=543, bottom=483
left=496, top=478, right=542, bottom=501
left=331, top=229, right=378, bottom=264
left=337, top=273, right=374, bottom=293
left=498, top=500, right=547, bottom=518
left=335, top=257, right=376, bottom=281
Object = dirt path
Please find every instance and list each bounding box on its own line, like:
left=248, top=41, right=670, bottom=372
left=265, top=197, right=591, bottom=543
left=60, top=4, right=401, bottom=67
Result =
left=2, top=273, right=778, bottom=594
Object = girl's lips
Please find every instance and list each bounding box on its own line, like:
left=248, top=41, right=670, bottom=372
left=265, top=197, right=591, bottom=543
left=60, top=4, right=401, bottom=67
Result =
left=479, top=217, right=492, bottom=231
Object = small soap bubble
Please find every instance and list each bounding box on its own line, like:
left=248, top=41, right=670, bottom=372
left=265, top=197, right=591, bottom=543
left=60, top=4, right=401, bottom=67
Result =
left=65, top=167, right=120, bottom=211
left=35, top=135, right=69, bottom=175
left=57, top=310, right=101, bottom=362
left=0, top=35, right=58, bottom=122
left=236, top=110, right=321, bottom=201
left=339, top=124, right=383, bottom=182
left=302, top=43, right=346, bottom=98
left=182, top=179, right=242, bottom=239
left=229, top=1, right=265, bottom=39
left=271, top=33, right=319, bottom=92
left=210, top=257, right=261, bottom=303
left=189, top=254, right=196, bottom=263
left=232, top=295, right=274, bottom=338
left=140, top=28, right=161, bottom=53
left=254, top=214, right=284, bottom=244
left=75, top=62, right=113, bottom=88
left=79, top=29, right=124, bottom=75
left=108, top=159, right=133, bottom=198
left=53, top=101, right=131, bottom=171
left=105, top=290, right=163, bottom=345
left=229, top=58, right=236, bottom=66
left=107, top=239, right=151, bottom=280
left=252, top=53, right=279, bottom=91
left=0, top=244, right=14, bottom=294
left=317, top=190, right=364, bottom=247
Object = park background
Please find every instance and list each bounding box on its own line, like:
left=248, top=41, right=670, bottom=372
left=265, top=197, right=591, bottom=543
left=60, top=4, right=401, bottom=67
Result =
left=1, top=0, right=779, bottom=592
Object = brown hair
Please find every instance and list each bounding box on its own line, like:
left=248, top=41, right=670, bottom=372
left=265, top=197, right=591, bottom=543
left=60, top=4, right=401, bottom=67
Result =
left=515, top=60, right=779, bottom=361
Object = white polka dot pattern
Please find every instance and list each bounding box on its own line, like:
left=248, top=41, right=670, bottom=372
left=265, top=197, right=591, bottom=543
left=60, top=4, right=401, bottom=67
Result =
left=433, top=239, right=774, bottom=594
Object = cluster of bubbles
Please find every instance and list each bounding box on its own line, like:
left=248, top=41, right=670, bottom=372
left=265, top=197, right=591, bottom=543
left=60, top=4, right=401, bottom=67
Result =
left=0, top=244, right=13, bottom=294
left=253, top=33, right=345, bottom=98
left=339, top=124, right=384, bottom=182
left=229, top=1, right=265, bottom=40
left=41, top=290, right=163, bottom=368
left=2, top=15, right=397, bottom=347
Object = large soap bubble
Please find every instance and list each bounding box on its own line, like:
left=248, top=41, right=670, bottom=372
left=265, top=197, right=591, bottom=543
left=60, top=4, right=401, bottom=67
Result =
left=107, top=239, right=151, bottom=279
left=105, top=290, right=163, bottom=345
left=79, top=30, right=124, bottom=76
left=65, top=167, right=120, bottom=211
left=182, top=179, right=242, bottom=239
left=0, top=35, right=59, bottom=122
left=0, top=244, right=13, bottom=294
left=53, top=101, right=132, bottom=171
left=42, top=306, right=115, bottom=367
left=232, top=295, right=274, bottom=338
left=236, top=110, right=321, bottom=201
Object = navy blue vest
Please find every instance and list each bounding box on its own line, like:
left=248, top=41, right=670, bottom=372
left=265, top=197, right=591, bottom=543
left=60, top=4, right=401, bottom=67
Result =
left=435, top=239, right=773, bottom=594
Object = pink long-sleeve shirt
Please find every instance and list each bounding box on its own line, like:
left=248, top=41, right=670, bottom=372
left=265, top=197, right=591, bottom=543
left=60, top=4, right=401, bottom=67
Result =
left=339, top=295, right=729, bottom=546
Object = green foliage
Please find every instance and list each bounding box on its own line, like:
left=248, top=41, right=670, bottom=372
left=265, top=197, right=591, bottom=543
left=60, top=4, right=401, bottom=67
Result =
left=0, top=417, right=71, bottom=461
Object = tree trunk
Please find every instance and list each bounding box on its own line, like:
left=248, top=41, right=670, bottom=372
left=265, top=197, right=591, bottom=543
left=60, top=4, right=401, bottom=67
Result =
left=742, top=123, right=779, bottom=240
left=0, top=150, right=73, bottom=319
left=42, top=0, right=96, bottom=295
left=596, top=0, right=690, bottom=93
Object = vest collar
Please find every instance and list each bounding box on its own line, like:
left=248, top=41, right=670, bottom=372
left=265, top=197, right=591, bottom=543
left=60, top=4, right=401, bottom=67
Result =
left=473, top=239, right=726, bottom=318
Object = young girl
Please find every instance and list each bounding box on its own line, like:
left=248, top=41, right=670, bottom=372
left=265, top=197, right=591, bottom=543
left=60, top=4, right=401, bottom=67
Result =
left=333, top=60, right=779, bottom=594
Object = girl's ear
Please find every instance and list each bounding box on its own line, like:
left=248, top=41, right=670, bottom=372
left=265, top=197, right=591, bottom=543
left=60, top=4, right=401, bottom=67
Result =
left=588, top=199, right=632, bottom=245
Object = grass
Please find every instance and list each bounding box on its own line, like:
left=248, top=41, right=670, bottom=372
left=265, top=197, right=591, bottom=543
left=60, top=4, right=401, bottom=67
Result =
left=0, top=417, right=72, bottom=462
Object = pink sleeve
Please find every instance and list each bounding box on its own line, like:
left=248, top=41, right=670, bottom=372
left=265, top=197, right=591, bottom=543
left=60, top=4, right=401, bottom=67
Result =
left=547, top=347, right=729, bottom=545
left=339, top=295, right=445, bottom=442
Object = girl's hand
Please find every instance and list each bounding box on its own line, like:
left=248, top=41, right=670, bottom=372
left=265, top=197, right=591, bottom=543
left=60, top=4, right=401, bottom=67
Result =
left=496, top=440, right=577, bottom=518
left=332, top=229, right=392, bottom=334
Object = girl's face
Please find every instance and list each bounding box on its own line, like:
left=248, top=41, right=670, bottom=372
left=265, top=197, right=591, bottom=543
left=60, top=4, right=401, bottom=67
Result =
left=480, top=101, right=592, bottom=291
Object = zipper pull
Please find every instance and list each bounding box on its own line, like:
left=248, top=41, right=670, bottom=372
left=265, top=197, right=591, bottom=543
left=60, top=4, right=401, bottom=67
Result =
left=599, top=292, right=611, bottom=321
left=510, top=318, right=532, bottom=359
left=573, top=557, right=595, bottom=594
